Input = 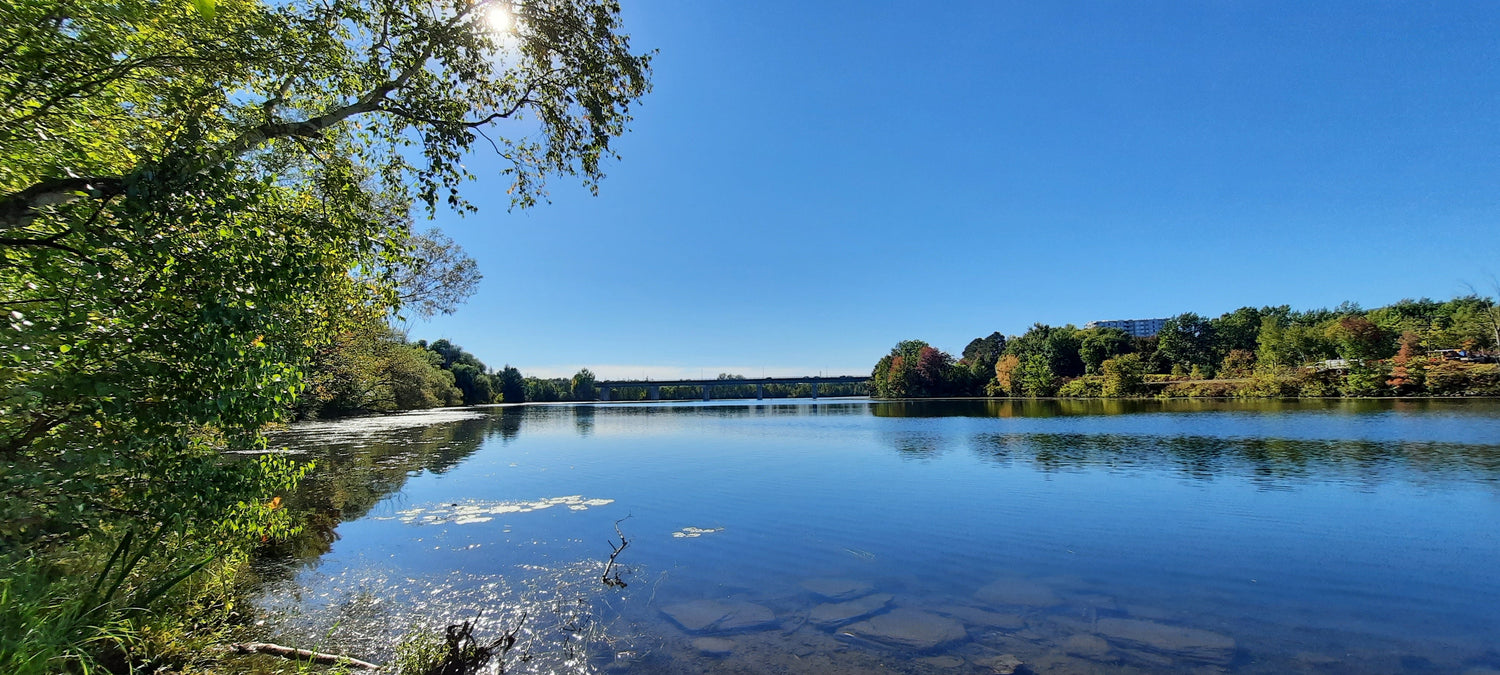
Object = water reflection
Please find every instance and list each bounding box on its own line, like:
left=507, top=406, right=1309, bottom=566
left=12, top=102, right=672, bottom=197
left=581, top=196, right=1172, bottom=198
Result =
left=969, top=432, right=1500, bottom=487
left=870, top=396, right=1500, bottom=419
left=250, top=399, right=1500, bottom=674
left=260, top=407, right=531, bottom=566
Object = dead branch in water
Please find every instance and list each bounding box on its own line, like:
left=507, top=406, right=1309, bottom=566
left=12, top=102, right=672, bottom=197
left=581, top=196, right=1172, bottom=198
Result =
left=422, top=612, right=528, bottom=675
left=225, top=642, right=381, bottom=670
left=602, top=516, right=631, bottom=587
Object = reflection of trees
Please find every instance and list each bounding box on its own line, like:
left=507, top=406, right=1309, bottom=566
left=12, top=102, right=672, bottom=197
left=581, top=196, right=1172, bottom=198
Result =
left=881, top=430, right=944, bottom=458
left=257, top=409, right=526, bottom=572
left=489, top=406, right=524, bottom=444
left=573, top=405, right=595, bottom=437
left=871, top=399, right=1145, bottom=418
left=967, top=432, right=1500, bottom=488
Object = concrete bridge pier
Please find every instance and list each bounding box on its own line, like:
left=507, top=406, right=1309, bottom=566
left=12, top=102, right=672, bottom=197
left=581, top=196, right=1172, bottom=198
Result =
left=701, top=384, right=712, bottom=401
left=647, top=385, right=660, bottom=401
left=598, top=386, right=611, bottom=402
left=756, top=383, right=764, bottom=400
left=811, top=383, right=819, bottom=399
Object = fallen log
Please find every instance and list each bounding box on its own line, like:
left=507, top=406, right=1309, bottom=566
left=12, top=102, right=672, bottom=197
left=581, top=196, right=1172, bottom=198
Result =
left=225, top=642, right=381, bottom=670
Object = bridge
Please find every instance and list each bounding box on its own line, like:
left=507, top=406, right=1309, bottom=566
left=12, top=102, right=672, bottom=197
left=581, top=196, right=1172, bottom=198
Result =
left=595, top=376, right=869, bottom=401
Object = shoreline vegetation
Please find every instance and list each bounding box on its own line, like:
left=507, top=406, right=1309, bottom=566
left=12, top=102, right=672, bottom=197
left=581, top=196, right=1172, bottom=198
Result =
left=1, top=0, right=652, bottom=672
left=870, top=295, right=1500, bottom=401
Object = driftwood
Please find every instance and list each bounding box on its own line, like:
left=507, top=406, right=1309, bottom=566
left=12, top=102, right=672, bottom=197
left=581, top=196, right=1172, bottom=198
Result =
left=602, top=516, right=631, bottom=587
left=224, top=613, right=530, bottom=673
left=226, top=641, right=382, bottom=670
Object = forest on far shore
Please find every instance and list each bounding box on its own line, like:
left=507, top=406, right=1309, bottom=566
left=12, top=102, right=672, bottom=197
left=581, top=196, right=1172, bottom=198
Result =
left=870, top=295, right=1500, bottom=399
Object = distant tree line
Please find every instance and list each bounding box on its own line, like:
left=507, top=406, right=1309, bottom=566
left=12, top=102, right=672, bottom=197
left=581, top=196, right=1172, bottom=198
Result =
left=871, top=295, right=1500, bottom=399
left=292, top=324, right=599, bottom=418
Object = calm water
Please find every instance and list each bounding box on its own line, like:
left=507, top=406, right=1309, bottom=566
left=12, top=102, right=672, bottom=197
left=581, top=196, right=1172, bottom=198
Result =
left=253, top=399, right=1500, bottom=674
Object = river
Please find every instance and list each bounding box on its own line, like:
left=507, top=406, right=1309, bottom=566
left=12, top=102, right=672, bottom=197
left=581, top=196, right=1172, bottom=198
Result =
left=252, top=398, right=1500, bottom=674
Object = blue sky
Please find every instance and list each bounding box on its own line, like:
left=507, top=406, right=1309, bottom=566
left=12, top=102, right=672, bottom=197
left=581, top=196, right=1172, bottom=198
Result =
left=416, top=1, right=1500, bottom=379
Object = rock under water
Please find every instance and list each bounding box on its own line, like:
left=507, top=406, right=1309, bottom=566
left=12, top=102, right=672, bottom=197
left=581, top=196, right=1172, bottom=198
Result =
left=800, top=578, right=874, bottom=601
left=660, top=600, right=777, bottom=634
left=809, top=593, right=893, bottom=627
left=839, top=609, right=967, bottom=651
left=1094, top=617, right=1236, bottom=665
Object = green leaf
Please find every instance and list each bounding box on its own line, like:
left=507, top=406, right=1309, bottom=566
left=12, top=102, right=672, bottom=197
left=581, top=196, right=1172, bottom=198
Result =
left=190, top=0, right=215, bottom=20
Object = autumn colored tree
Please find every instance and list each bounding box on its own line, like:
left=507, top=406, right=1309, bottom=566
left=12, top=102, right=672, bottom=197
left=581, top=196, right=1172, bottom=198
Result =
left=992, top=354, right=1022, bottom=396
left=1326, top=316, right=1395, bottom=361
left=1386, top=332, right=1425, bottom=394
left=1218, top=349, right=1257, bottom=378
left=915, top=346, right=955, bottom=396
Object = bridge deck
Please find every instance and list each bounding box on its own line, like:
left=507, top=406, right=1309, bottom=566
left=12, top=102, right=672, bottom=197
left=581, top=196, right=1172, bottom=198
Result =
left=596, top=375, right=867, bottom=388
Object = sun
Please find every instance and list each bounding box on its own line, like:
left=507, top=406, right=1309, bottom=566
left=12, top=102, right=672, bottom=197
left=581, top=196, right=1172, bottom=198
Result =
left=485, top=4, right=514, bottom=34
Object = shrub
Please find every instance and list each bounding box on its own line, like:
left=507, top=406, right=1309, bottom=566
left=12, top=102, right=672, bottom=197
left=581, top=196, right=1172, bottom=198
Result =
left=1340, top=362, right=1390, bottom=397
left=1291, top=369, right=1343, bottom=397
left=1160, top=380, right=1247, bottom=398
left=1426, top=362, right=1500, bottom=396
left=1219, top=349, right=1257, bottom=378
left=1058, top=376, right=1104, bottom=398
left=1101, top=354, right=1146, bottom=396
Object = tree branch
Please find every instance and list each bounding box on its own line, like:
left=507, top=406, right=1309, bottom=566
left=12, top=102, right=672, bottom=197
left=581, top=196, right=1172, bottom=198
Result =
left=225, top=642, right=381, bottom=670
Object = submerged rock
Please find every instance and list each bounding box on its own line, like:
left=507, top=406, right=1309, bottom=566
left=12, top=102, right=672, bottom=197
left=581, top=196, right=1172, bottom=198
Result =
left=800, top=578, right=874, bottom=601
left=1061, top=634, right=1113, bottom=660
left=690, top=637, right=736, bottom=655
left=661, top=600, right=776, bottom=633
left=975, top=578, right=1062, bottom=608
left=1095, top=618, right=1236, bottom=665
left=917, top=655, right=966, bottom=669
left=809, top=593, right=893, bottom=627
left=980, top=653, right=1024, bottom=674
left=932, top=605, right=1025, bottom=630
left=840, top=608, right=967, bottom=651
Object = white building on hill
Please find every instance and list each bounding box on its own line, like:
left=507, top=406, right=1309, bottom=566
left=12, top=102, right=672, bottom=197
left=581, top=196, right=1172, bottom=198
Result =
left=1084, top=317, right=1168, bottom=338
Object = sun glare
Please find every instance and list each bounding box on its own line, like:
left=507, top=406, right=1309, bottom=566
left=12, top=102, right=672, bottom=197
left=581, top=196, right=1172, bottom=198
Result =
left=485, top=4, right=514, bottom=34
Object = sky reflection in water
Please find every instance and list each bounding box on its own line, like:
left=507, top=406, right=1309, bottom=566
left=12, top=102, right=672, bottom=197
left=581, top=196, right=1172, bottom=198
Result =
left=254, top=399, right=1500, bottom=674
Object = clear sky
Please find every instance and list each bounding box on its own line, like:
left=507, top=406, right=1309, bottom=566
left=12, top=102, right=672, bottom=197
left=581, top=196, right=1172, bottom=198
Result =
left=416, top=1, right=1500, bottom=379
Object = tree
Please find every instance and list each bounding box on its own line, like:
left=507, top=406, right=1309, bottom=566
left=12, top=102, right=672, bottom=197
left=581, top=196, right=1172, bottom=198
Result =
left=871, top=340, right=931, bottom=398
left=1326, top=316, right=1394, bottom=361
left=915, top=346, right=955, bottom=397
left=1255, top=316, right=1292, bottom=371
left=0, top=1, right=650, bottom=665
left=1209, top=307, right=1263, bottom=363
left=451, top=363, right=496, bottom=405
left=992, top=354, right=1021, bottom=396
left=1017, top=354, right=1059, bottom=397
left=387, top=345, right=463, bottom=408
left=1219, top=349, right=1256, bottom=378
left=961, top=332, right=1006, bottom=373
left=1156, top=313, right=1216, bottom=376
left=498, top=365, right=526, bottom=403
left=570, top=368, right=597, bottom=400
left=390, top=230, right=482, bottom=319
left=1005, top=324, right=1084, bottom=379
left=1079, top=327, right=1133, bottom=374
left=1100, top=353, right=1145, bottom=397
left=1387, top=332, right=1425, bottom=394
